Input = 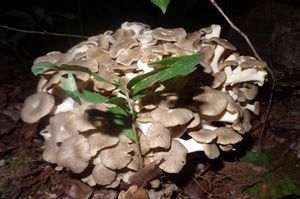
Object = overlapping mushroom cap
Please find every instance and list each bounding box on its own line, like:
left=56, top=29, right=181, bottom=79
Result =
left=21, top=22, right=267, bottom=189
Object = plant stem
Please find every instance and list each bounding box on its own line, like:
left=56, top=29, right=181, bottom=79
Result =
left=125, top=92, right=144, bottom=169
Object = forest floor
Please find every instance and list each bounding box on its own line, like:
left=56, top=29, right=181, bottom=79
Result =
left=1, top=1, right=300, bottom=199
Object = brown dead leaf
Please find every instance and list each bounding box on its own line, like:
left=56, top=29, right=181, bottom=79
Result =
left=118, top=185, right=149, bottom=199
left=218, top=161, right=268, bottom=187
left=129, top=162, right=163, bottom=187
left=66, top=179, right=93, bottom=199
left=0, top=89, right=7, bottom=108
left=0, top=113, right=15, bottom=135
left=19, top=123, right=38, bottom=140
left=182, top=178, right=208, bottom=199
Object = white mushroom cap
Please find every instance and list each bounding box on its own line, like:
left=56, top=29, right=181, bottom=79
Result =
left=56, top=135, right=92, bottom=173
left=21, top=93, right=55, bottom=123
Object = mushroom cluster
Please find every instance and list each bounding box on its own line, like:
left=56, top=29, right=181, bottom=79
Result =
left=21, top=22, right=267, bottom=188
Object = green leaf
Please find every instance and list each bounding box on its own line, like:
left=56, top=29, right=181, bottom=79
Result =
left=130, top=54, right=201, bottom=96
left=108, top=106, right=129, bottom=117
left=151, top=0, right=171, bottom=14
left=77, top=89, right=108, bottom=104
left=122, top=128, right=135, bottom=141
left=59, top=73, right=81, bottom=104
left=31, top=62, right=56, bottom=76
left=240, top=150, right=274, bottom=170
left=108, top=97, right=129, bottom=110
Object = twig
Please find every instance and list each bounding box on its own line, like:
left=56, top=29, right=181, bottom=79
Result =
left=209, top=0, right=276, bottom=151
left=0, top=25, right=88, bottom=39
left=191, top=176, right=212, bottom=195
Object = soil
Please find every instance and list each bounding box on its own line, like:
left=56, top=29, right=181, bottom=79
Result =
left=0, top=0, right=300, bottom=198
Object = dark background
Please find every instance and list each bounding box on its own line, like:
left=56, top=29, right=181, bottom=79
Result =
left=1, top=0, right=299, bottom=58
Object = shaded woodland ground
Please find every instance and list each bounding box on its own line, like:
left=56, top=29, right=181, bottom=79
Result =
left=0, top=0, right=300, bottom=198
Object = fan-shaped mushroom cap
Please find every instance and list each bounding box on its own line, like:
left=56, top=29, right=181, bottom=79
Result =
left=240, top=59, right=267, bottom=70
left=145, top=123, right=171, bottom=149
left=92, top=163, right=117, bottom=186
left=208, top=37, right=237, bottom=51
left=21, top=93, right=55, bottom=123
left=241, top=84, right=259, bottom=100
left=100, top=142, right=132, bottom=170
left=150, top=107, right=194, bottom=127
left=212, top=71, right=226, bottom=88
left=189, top=129, right=217, bottom=143
left=154, top=140, right=187, bottom=173
left=56, top=135, right=92, bottom=173
left=219, top=145, right=233, bottom=152
left=88, top=133, right=119, bottom=156
left=33, top=51, right=73, bottom=65
left=49, top=111, right=95, bottom=143
left=152, top=28, right=186, bottom=42
left=203, top=143, right=220, bottom=159
left=193, top=87, right=228, bottom=116
left=42, top=136, right=58, bottom=163
left=215, top=127, right=242, bottom=145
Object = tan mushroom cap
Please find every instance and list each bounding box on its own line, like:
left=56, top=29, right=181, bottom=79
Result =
left=152, top=28, right=186, bottom=42
left=56, top=135, right=92, bottom=173
left=116, top=46, right=141, bottom=66
left=241, top=84, right=259, bottom=100
left=240, top=59, right=267, bottom=70
left=88, top=132, right=119, bottom=156
left=21, top=92, right=55, bottom=123
left=100, top=142, right=133, bottom=170
left=189, top=129, right=217, bottom=143
left=42, top=136, right=58, bottom=163
left=208, top=37, right=237, bottom=51
left=33, top=51, right=74, bottom=65
left=145, top=123, right=171, bottom=149
left=212, top=71, right=226, bottom=88
left=187, top=112, right=201, bottom=129
left=154, top=140, right=187, bottom=173
left=215, top=127, right=242, bottom=145
left=92, top=163, right=117, bottom=186
left=219, top=60, right=238, bottom=71
left=150, top=107, right=194, bottom=127
left=109, top=37, right=139, bottom=58
left=203, top=143, right=220, bottom=159
left=219, top=145, right=233, bottom=152
left=49, top=111, right=95, bottom=143
left=138, top=132, right=150, bottom=155
left=193, top=87, right=229, bottom=116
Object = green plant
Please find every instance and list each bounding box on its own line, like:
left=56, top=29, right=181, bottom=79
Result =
left=31, top=54, right=201, bottom=162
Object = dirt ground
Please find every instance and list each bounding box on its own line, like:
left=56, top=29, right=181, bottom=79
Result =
left=0, top=1, right=300, bottom=198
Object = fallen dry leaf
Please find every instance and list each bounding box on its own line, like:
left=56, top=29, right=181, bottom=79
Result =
left=118, top=185, right=149, bottom=199
left=129, top=162, right=163, bottom=187
left=66, top=179, right=93, bottom=199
